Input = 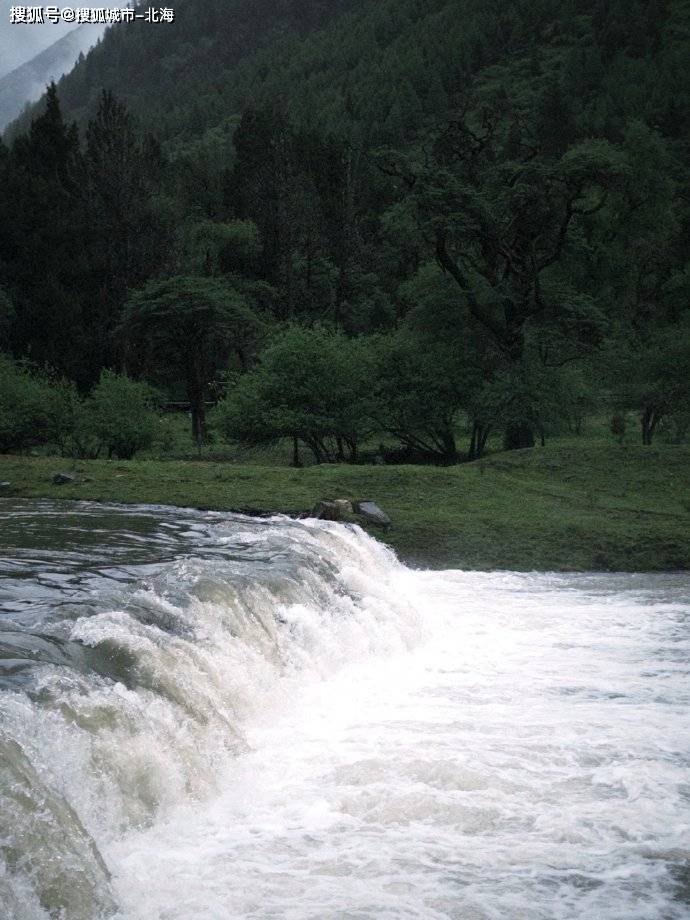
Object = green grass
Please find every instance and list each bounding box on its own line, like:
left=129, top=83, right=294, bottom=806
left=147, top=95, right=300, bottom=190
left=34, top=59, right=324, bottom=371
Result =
left=1, top=440, right=689, bottom=571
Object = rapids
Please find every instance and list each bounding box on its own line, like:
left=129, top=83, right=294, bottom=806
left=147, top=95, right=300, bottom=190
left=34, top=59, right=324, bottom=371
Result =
left=0, top=499, right=689, bottom=919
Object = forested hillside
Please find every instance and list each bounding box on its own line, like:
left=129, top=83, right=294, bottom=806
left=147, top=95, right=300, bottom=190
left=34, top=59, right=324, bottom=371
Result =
left=1, top=0, right=689, bottom=464
left=0, top=24, right=103, bottom=131
left=6, top=0, right=364, bottom=141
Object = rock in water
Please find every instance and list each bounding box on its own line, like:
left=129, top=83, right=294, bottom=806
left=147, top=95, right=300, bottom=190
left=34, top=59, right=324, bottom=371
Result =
left=311, top=499, right=354, bottom=521
left=354, top=501, right=392, bottom=530
left=0, top=481, right=11, bottom=490
left=311, top=500, right=342, bottom=521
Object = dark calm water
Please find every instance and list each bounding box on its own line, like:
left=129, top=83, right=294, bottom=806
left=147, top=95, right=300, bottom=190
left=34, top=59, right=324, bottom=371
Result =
left=1, top=499, right=689, bottom=920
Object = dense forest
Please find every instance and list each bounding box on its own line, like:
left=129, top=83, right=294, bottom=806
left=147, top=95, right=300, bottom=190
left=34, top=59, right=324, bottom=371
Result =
left=1, top=0, right=689, bottom=464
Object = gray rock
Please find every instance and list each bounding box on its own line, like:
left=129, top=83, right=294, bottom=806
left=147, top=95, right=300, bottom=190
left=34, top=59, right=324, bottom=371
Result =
left=354, top=500, right=392, bottom=530
left=311, top=499, right=352, bottom=522
left=53, top=472, right=77, bottom=485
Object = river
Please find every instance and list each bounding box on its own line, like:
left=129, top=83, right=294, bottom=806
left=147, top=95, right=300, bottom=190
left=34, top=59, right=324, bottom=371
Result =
left=1, top=499, right=689, bottom=919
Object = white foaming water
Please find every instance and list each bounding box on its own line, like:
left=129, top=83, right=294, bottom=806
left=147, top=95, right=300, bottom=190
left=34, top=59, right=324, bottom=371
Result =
left=1, top=503, right=689, bottom=919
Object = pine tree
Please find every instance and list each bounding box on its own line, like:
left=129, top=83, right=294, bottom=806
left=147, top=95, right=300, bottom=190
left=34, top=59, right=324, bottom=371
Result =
left=85, top=90, right=169, bottom=370
left=2, top=84, right=89, bottom=381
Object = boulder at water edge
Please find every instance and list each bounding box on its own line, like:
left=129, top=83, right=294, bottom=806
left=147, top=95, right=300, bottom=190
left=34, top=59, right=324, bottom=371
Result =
left=311, top=499, right=353, bottom=521
left=53, top=473, right=78, bottom=485
left=354, top=501, right=392, bottom=530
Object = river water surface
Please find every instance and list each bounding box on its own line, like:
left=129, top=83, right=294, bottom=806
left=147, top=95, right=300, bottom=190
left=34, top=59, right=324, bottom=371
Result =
left=1, top=499, right=689, bottom=919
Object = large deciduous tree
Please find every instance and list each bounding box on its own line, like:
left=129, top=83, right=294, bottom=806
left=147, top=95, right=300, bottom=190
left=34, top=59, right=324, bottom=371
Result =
left=215, top=325, right=376, bottom=465
left=380, top=100, right=628, bottom=448
left=122, top=276, right=263, bottom=445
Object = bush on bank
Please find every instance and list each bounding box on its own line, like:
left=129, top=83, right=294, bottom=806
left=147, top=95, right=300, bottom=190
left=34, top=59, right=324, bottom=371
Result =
left=0, top=354, right=55, bottom=453
left=0, top=356, right=158, bottom=460
left=3, top=320, right=690, bottom=468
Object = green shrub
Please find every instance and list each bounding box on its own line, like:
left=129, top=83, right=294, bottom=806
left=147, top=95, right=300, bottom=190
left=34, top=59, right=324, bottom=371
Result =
left=0, top=360, right=160, bottom=460
left=0, top=354, right=53, bottom=453
left=41, top=379, right=98, bottom=458
left=214, top=325, right=376, bottom=464
left=87, top=371, right=159, bottom=460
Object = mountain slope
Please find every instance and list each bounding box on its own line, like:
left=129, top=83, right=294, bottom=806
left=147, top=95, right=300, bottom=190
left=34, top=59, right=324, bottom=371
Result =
left=6, top=0, right=364, bottom=139
left=10, top=0, right=689, bottom=163
left=0, top=10, right=77, bottom=79
left=0, top=25, right=103, bottom=131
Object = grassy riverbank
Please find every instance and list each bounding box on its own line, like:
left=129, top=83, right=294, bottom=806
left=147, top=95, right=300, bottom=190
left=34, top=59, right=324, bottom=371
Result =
left=1, top=443, right=689, bottom=571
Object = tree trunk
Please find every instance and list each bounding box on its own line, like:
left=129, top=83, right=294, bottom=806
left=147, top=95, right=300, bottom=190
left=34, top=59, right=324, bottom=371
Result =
left=641, top=407, right=661, bottom=445
left=345, top=437, right=358, bottom=464
left=191, top=400, right=206, bottom=448
left=479, top=426, right=490, bottom=456
left=187, top=363, right=206, bottom=448
left=292, top=437, right=302, bottom=468
left=334, top=147, right=357, bottom=329
left=469, top=422, right=491, bottom=460
left=503, top=424, right=535, bottom=451
left=469, top=424, right=478, bottom=461
left=306, top=436, right=324, bottom=464
left=438, top=426, right=457, bottom=465
left=274, top=122, right=296, bottom=318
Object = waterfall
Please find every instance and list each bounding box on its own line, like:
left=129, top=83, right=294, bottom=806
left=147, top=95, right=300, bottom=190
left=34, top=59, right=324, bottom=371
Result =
left=0, top=507, right=431, bottom=918
left=1, top=501, right=689, bottom=919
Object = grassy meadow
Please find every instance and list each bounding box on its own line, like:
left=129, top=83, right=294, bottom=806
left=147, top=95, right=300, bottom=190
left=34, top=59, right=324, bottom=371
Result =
left=1, top=426, right=688, bottom=572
